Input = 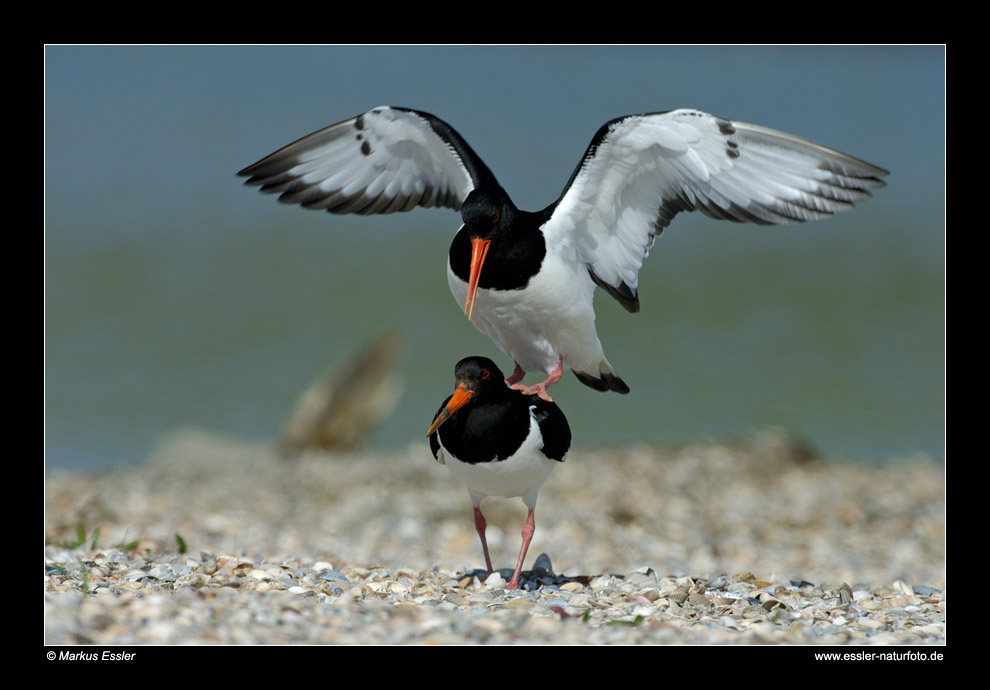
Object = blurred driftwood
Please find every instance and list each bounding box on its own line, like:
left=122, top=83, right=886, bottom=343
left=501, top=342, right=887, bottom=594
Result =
left=279, top=329, right=403, bottom=455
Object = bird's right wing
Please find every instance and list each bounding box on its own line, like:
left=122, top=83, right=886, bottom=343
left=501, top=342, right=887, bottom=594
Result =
left=238, top=106, right=498, bottom=216
left=530, top=401, right=571, bottom=463
left=543, top=109, right=889, bottom=312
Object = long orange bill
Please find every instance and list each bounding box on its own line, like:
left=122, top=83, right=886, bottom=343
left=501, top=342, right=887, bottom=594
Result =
left=426, top=383, right=474, bottom=436
left=464, top=237, right=491, bottom=320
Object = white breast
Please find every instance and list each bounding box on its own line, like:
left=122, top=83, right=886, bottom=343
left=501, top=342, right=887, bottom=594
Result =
left=439, top=413, right=558, bottom=510
left=447, top=250, right=605, bottom=376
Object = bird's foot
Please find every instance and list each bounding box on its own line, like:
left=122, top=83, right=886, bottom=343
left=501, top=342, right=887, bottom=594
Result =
left=504, top=362, right=526, bottom=386
left=510, top=382, right=554, bottom=402
left=509, top=357, right=563, bottom=402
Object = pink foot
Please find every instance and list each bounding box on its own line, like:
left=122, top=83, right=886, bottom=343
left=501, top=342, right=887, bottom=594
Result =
left=509, top=356, right=563, bottom=403
left=510, top=382, right=554, bottom=402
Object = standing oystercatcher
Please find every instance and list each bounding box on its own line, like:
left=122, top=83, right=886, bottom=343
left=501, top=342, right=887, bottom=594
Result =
left=239, top=106, right=888, bottom=400
left=427, top=356, right=571, bottom=590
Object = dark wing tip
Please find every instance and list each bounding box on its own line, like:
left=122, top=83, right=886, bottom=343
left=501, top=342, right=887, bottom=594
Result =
left=588, top=270, right=640, bottom=313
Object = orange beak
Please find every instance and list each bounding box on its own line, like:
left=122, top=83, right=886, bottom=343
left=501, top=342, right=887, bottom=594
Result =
left=427, top=383, right=474, bottom=436
left=464, top=237, right=491, bottom=320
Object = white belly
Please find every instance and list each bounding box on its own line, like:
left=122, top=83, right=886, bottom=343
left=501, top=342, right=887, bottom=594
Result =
left=440, top=415, right=558, bottom=509
left=447, top=252, right=605, bottom=376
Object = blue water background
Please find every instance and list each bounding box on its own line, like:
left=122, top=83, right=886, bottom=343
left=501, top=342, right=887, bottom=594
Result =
left=45, top=46, right=944, bottom=469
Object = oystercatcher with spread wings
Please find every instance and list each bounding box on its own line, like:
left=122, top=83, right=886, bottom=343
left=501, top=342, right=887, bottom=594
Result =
left=427, top=356, right=570, bottom=590
left=239, top=107, right=888, bottom=401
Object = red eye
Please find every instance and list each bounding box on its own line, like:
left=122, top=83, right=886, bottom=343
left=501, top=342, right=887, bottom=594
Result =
left=492, top=213, right=499, bottom=224
left=482, top=369, right=490, bottom=379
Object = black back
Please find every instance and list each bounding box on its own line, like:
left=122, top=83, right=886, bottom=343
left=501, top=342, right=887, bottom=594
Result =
left=429, top=357, right=570, bottom=464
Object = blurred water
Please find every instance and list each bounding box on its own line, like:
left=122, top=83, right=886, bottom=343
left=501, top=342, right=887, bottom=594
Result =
left=44, top=46, right=944, bottom=469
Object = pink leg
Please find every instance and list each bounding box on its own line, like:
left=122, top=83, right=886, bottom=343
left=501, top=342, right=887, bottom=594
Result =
left=473, top=506, right=494, bottom=575
left=510, top=356, right=563, bottom=403
left=505, top=361, right=526, bottom=386
left=507, top=509, right=537, bottom=590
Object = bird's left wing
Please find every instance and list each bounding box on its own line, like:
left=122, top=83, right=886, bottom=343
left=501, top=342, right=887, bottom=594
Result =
left=542, top=109, right=889, bottom=312
left=238, top=106, right=497, bottom=216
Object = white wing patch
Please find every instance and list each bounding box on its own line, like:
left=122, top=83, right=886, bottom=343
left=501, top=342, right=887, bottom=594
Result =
left=544, top=109, right=887, bottom=302
left=240, top=106, right=475, bottom=215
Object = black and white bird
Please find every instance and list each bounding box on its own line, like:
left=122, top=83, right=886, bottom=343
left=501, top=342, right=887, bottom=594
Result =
left=239, top=106, right=888, bottom=401
left=427, top=356, right=571, bottom=590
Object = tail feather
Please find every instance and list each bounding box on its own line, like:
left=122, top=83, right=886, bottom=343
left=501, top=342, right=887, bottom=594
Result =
left=573, top=361, right=629, bottom=394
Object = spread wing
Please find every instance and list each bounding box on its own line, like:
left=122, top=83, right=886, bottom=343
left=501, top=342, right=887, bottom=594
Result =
left=238, top=106, right=498, bottom=215
left=542, top=109, right=889, bottom=312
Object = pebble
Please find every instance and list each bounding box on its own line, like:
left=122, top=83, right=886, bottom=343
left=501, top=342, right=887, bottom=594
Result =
left=43, top=544, right=944, bottom=645
left=44, top=428, right=944, bottom=645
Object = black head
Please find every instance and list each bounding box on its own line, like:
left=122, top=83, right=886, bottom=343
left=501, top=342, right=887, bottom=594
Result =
left=427, top=356, right=508, bottom=437
left=461, top=185, right=516, bottom=240
left=454, top=186, right=545, bottom=318
left=452, top=356, right=506, bottom=391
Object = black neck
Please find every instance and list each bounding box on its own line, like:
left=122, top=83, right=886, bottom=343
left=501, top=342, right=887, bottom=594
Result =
left=440, top=394, right=532, bottom=464
left=449, top=213, right=547, bottom=291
